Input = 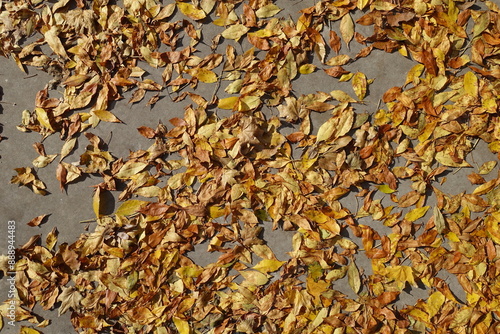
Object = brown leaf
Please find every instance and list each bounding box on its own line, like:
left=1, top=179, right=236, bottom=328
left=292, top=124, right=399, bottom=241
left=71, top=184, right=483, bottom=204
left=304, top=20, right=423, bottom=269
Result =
left=467, top=172, right=485, bottom=185
left=137, top=126, right=156, bottom=139
left=27, top=214, right=50, bottom=227
left=329, top=30, right=341, bottom=54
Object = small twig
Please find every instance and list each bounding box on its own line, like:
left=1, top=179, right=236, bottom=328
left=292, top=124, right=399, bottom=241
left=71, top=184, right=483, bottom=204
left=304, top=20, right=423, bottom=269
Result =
left=165, top=87, right=174, bottom=102
left=24, top=74, right=38, bottom=79
left=459, top=38, right=474, bottom=57
left=210, top=67, right=224, bottom=104
left=79, top=218, right=97, bottom=223
left=105, top=131, right=113, bottom=146
left=469, top=138, right=481, bottom=169
left=0, top=101, right=17, bottom=106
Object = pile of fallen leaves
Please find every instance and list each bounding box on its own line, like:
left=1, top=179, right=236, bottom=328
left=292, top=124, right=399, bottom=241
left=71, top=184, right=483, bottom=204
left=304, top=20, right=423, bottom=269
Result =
left=1, top=0, right=500, bottom=333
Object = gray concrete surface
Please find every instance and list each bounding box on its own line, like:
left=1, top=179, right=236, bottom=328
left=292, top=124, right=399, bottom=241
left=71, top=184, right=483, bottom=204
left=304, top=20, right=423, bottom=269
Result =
left=1, top=0, right=498, bottom=333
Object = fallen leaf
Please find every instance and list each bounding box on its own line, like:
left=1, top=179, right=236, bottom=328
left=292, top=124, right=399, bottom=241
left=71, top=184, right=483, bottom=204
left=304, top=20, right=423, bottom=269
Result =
left=255, top=4, right=281, bottom=18
left=340, top=14, right=354, bottom=48
left=177, top=2, right=206, bottom=20
left=27, top=214, right=49, bottom=227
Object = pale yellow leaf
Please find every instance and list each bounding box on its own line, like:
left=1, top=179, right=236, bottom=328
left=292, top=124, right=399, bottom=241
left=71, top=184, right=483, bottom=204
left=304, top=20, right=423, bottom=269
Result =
left=221, top=24, right=249, bottom=41
left=347, top=261, right=361, bottom=294
left=240, top=270, right=269, bottom=286
left=316, top=118, right=336, bottom=143
left=93, top=187, right=102, bottom=218
left=385, top=265, right=416, bottom=286
left=479, top=161, right=497, bottom=175
left=472, top=179, right=497, bottom=196
left=115, top=162, right=148, bottom=179
left=33, top=154, right=57, bottom=168
left=239, top=96, right=260, bottom=111
left=427, top=291, right=445, bottom=318
left=44, top=26, right=68, bottom=58
left=255, top=4, right=282, bottom=18
left=435, top=151, right=471, bottom=167
left=60, top=137, right=77, bottom=161
left=340, top=13, right=354, bottom=48
left=330, top=90, right=356, bottom=103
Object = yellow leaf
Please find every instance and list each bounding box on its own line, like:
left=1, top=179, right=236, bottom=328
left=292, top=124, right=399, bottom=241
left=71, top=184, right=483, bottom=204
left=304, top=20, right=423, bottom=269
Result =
left=372, top=1, right=398, bottom=10
left=339, top=72, right=354, bottom=82
left=299, top=64, right=316, bottom=74
left=426, top=291, right=445, bottom=318
left=385, top=265, right=416, bottom=286
left=195, top=68, right=217, bottom=83
left=450, top=308, right=472, bottom=328
left=20, top=327, right=42, bottom=334
left=218, top=96, right=239, bottom=110
left=255, top=4, right=282, bottom=18
left=330, top=90, right=356, bottom=103
left=238, top=96, right=261, bottom=111
left=340, top=13, right=354, bottom=48
left=408, top=308, right=429, bottom=323
left=32, top=154, right=57, bottom=168
left=472, top=179, right=497, bottom=196
left=253, top=259, right=285, bottom=273
left=463, top=71, right=478, bottom=97
left=173, top=317, right=191, bottom=334
left=334, top=107, right=354, bottom=137
left=63, top=74, right=89, bottom=87
left=221, top=24, right=249, bottom=41
left=435, top=151, right=471, bottom=167
left=93, top=187, right=102, bottom=218
left=404, top=206, right=430, bottom=222
left=60, top=137, right=77, bottom=161
left=478, top=161, right=497, bottom=175
left=177, top=2, right=206, bottom=20
left=347, top=261, right=361, bottom=294
left=155, top=3, right=176, bottom=20
left=200, top=0, right=216, bottom=14
left=115, top=200, right=149, bottom=217
left=377, top=184, right=396, bottom=194
left=92, top=110, right=122, bottom=123
left=352, top=72, right=367, bottom=100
